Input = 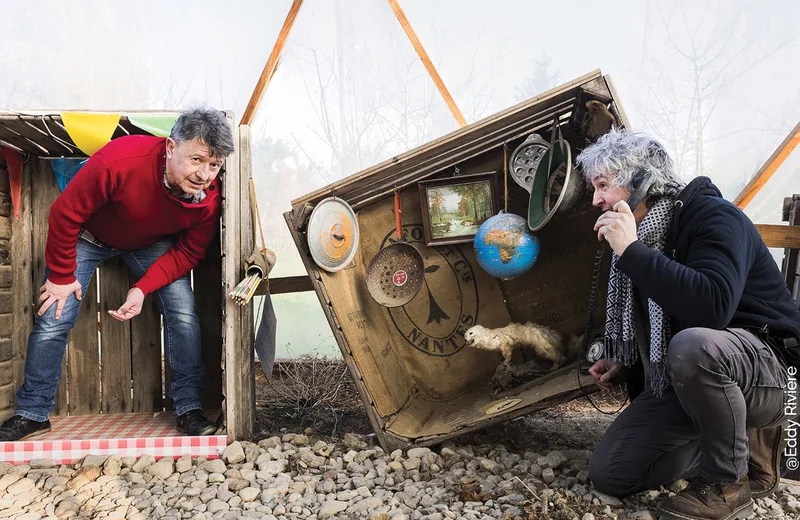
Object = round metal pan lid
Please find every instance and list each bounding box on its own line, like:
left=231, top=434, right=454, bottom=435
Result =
left=307, top=197, right=360, bottom=272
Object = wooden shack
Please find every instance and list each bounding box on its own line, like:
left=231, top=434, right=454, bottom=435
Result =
left=0, top=110, right=254, bottom=460
left=284, top=70, right=626, bottom=451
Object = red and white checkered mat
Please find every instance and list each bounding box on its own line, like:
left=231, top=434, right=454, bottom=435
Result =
left=0, top=412, right=226, bottom=464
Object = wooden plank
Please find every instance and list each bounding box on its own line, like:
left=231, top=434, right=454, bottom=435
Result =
left=0, top=192, right=10, bottom=218
left=223, top=116, right=246, bottom=441
left=291, top=70, right=601, bottom=207
left=0, top=383, right=14, bottom=412
left=131, top=297, right=162, bottom=412
left=9, top=158, right=32, bottom=395
left=0, top=291, right=10, bottom=314
left=30, top=160, right=67, bottom=414
left=756, top=224, right=800, bottom=250
left=0, top=360, right=12, bottom=389
left=735, top=121, right=800, bottom=209
left=240, top=0, right=304, bottom=126
left=387, top=0, right=467, bottom=128
left=238, top=124, right=255, bottom=437
left=67, top=276, right=100, bottom=415
left=0, top=216, right=10, bottom=239
left=163, top=326, right=173, bottom=412
left=99, top=259, right=132, bottom=414
left=194, top=231, right=223, bottom=410
left=0, top=315, right=10, bottom=337
left=254, top=275, right=313, bottom=296
left=0, top=339, right=10, bottom=363
left=781, top=196, right=800, bottom=300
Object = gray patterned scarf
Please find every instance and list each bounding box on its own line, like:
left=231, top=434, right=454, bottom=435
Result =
left=604, top=196, right=678, bottom=397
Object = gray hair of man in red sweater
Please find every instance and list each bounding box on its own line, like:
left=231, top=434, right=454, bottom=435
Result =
left=169, top=106, right=235, bottom=160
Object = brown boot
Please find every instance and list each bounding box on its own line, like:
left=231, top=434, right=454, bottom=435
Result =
left=657, top=476, right=754, bottom=520
left=747, top=425, right=783, bottom=498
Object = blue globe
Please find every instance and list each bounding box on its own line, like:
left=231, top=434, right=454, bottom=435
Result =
left=474, top=212, right=539, bottom=280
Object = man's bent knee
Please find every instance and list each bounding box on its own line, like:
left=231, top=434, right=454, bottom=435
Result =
left=588, top=451, right=643, bottom=498
left=667, top=327, right=724, bottom=381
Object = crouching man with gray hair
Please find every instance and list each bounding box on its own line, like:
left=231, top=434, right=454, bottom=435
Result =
left=0, top=107, right=234, bottom=440
left=579, top=128, right=800, bottom=520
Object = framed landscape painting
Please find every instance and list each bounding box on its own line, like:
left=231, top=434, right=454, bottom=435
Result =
left=418, top=172, right=499, bottom=247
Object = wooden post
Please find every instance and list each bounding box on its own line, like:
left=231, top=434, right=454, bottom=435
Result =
left=240, top=0, right=304, bottom=126
left=735, top=121, right=800, bottom=210
left=387, top=0, right=467, bottom=128
left=223, top=114, right=255, bottom=441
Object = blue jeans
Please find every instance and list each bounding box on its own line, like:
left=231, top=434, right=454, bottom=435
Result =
left=15, top=237, right=205, bottom=421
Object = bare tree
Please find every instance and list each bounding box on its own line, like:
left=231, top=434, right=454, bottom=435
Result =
left=514, top=52, right=560, bottom=103
left=639, top=0, right=799, bottom=181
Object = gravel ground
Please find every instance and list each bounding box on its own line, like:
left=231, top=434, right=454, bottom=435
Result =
left=2, top=430, right=800, bottom=520
left=2, top=365, right=797, bottom=519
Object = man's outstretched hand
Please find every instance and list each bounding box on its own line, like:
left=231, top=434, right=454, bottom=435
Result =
left=38, top=279, right=83, bottom=320
left=588, top=359, right=626, bottom=392
left=108, top=288, right=145, bottom=321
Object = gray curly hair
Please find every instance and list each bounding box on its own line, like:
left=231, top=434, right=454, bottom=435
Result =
left=170, top=106, right=235, bottom=158
left=576, top=128, right=682, bottom=199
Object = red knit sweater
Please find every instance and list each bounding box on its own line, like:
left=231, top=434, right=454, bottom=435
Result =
left=46, top=135, right=222, bottom=296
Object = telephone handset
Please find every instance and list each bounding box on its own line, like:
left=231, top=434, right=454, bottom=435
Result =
left=626, top=170, right=654, bottom=211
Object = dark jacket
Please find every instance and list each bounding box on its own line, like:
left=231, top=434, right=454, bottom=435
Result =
left=617, top=176, right=800, bottom=369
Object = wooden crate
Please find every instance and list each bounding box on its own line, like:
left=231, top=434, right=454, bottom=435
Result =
left=284, top=70, right=625, bottom=451
left=0, top=111, right=254, bottom=441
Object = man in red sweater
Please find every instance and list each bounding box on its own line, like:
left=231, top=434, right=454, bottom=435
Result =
left=0, top=107, right=234, bottom=440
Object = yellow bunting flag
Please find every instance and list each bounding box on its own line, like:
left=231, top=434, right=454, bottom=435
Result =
left=60, top=112, right=121, bottom=156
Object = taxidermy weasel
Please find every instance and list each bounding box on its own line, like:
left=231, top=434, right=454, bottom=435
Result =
left=464, top=322, right=579, bottom=369
left=582, top=100, right=618, bottom=142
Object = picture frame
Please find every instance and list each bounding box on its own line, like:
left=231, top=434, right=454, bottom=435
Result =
left=418, top=171, right=500, bottom=247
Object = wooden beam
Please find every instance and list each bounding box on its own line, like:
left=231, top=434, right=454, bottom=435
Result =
left=240, top=0, right=304, bottom=126
left=387, top=0, right=467, bottom=128
left=756, top=224, right=800, bottom=250
left=254, top=275, right=313, bottom=296
left=735, top=121, right=800, bottom=209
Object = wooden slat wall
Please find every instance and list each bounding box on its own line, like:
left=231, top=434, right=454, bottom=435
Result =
left=8, top=161, right=32, bottom=421
left=67, top=277, right=100, bottom=415
left=16, top=159, right=226, bottom=417
left=99, top=259, right=132, bottom=414
left=131, top=298, right=162, bottom=412
left=2, top=163, right=25, bottom=422
left=30, top=160, right=68, bottom=413
left=163, top=327, right=173, bottom=412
